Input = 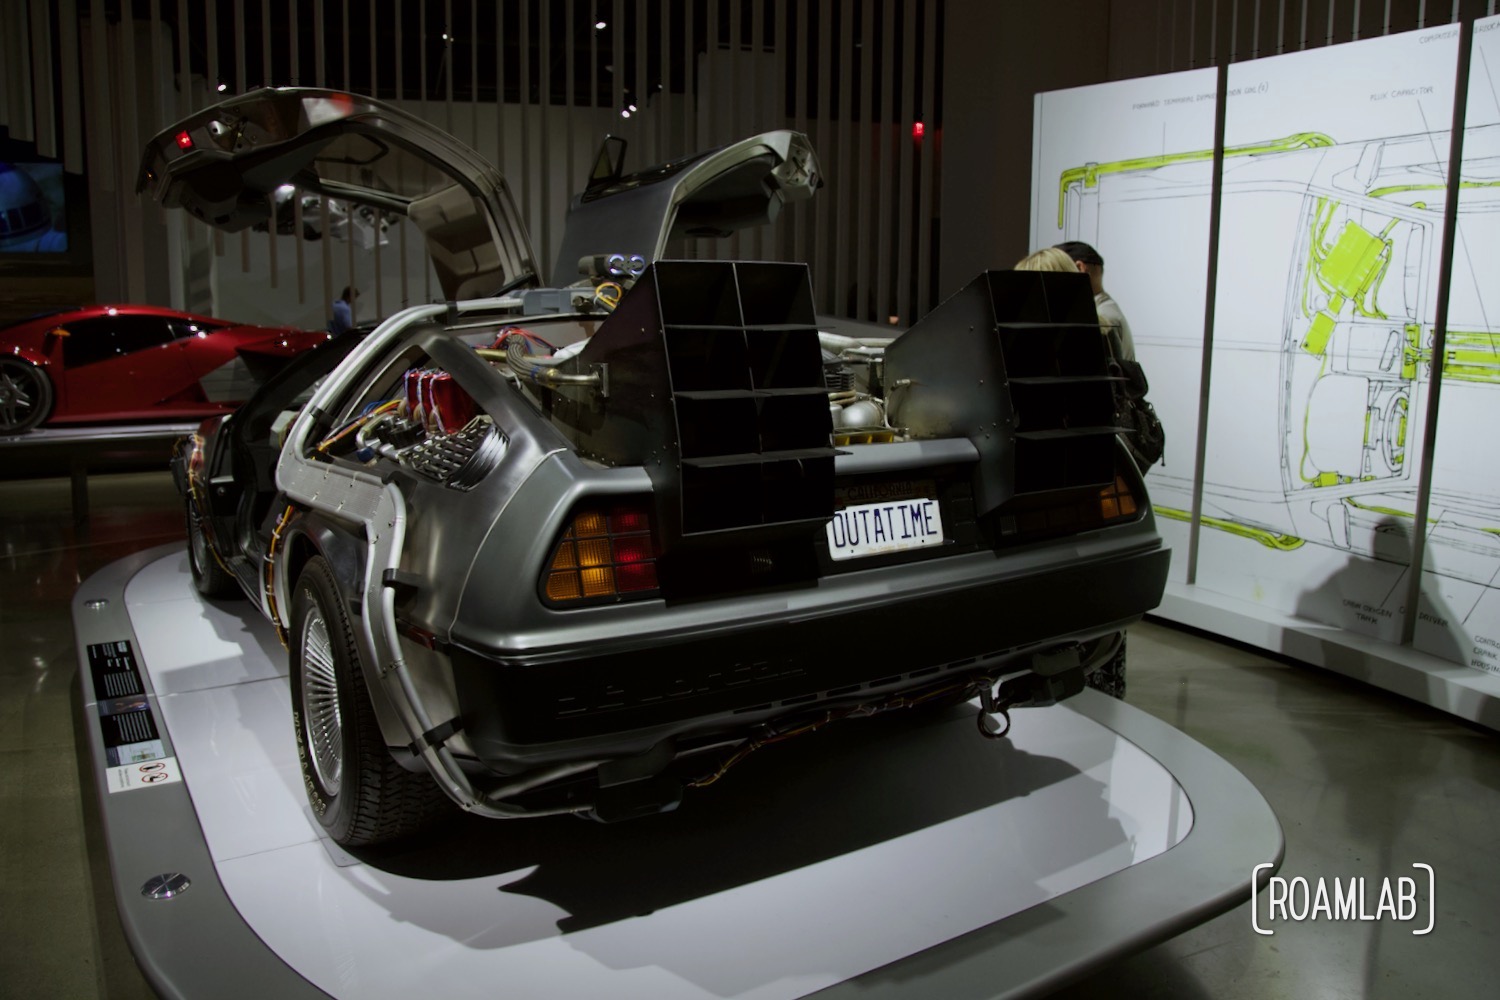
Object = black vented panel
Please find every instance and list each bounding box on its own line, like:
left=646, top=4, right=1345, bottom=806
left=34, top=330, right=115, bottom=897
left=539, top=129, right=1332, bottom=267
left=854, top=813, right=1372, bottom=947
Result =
left=664, top=328, right=752, bottom=391
left=557, top=260, right=835, bottom=549
left=1013, top=435, right=1118, bottom=493
left=885, top=269, right=1121, bottom=515
left=997, top=322, right=1118, bottom=493
left=657, top=261, right=834, bottom=538
left=998, top=324, right=1108, bottom=377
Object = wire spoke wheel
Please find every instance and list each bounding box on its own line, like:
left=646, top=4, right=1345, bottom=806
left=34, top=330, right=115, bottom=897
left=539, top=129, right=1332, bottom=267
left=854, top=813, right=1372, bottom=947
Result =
left=189, top=507, right=212, bottom=574
left=298, top=609, right=344, bottom=795
left=184, top=499, right=239, bottom=597
left=288, top=555, right=448, bottom=846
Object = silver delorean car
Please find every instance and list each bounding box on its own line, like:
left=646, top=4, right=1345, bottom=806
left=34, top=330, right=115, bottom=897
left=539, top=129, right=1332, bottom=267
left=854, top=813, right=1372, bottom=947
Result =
left=141, top=88, right=1168, bottom=846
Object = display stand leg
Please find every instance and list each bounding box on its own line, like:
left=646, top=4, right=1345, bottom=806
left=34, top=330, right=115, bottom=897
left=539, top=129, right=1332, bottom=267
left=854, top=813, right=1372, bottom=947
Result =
left=70, top=458, right=89, bottom=523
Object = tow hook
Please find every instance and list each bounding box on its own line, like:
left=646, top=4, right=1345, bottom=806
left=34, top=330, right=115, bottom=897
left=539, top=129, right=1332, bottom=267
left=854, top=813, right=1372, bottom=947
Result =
left=977, top=684, right=1013, bottom=740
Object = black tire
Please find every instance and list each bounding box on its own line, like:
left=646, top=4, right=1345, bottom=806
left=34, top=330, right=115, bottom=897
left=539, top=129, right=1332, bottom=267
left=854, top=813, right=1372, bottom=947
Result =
left=1086, top=633, right=1128, bottom=700
left=0, top=358, right=53, bottom=434
left=185, top=500, right=240, bottom=598
left=289, top=556, right=448, bottom=847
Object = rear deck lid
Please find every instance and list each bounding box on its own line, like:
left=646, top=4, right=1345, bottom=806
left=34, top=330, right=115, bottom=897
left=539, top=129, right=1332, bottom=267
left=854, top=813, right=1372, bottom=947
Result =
left=550, top=131, right=820, bottom=286
left=137, top=87, right=538, bottom=300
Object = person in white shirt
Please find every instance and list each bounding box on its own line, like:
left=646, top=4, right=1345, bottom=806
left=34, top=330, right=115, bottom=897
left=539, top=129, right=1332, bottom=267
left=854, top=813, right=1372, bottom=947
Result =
left=1055, top=241, right=1134, bottom=361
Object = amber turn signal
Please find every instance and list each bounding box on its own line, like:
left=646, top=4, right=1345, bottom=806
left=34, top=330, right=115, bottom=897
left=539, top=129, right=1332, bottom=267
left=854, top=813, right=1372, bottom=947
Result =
left=543, top=501, right=660, bottom=605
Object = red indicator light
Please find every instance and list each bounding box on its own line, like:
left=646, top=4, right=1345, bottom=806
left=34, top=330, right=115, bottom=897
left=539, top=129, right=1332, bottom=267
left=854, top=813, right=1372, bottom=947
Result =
left=175, top=130, right=194, bottom=150
left=912, top=122, right=925, bottom=139
left=611, top=535, right=653, bottom=564
left=615, top=561, right=659, bottom=592
left=610, top=507, right=650, bottom=533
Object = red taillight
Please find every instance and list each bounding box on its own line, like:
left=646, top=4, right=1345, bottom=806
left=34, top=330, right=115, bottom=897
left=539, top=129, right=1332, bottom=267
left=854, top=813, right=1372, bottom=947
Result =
left=611, top=535, right=652, bottom=564
left=543, top=502, right=659, bottom=605
left=614, top=562, right=658, bottom=592
left=610, top=507, right=650, bottom=533
left=175, top=130, right=194, bottom=150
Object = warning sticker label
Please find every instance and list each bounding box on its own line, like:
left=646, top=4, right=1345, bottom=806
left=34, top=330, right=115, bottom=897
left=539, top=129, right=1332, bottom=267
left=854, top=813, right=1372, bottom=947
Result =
left=106, top=757, right=183, bottom=794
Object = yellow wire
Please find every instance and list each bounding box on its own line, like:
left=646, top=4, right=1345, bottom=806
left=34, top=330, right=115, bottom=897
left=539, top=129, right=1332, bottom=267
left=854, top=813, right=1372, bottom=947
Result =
left=316, top=399, right=402, bottom=453
left=595, top=282, right=623, bottom=311
left=265, top=504, right=296, bottom=649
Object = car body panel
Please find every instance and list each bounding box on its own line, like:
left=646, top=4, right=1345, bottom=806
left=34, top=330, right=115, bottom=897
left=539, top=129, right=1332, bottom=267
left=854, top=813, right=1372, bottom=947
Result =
left=0, top=304, right=323, bottom=430
left=550, top=131, right=821, bottom=285
left=137, top=87, right=539, bottom=300
left=152, top=89, right=1167, bottom=832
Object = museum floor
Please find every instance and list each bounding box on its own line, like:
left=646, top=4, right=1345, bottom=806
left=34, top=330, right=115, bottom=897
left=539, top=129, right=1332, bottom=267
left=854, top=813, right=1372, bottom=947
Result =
left=1, top=470, right=1495, bottom=1000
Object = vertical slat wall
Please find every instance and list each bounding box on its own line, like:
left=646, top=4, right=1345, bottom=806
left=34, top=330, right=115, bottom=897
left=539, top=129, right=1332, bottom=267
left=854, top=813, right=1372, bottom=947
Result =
left=1114, top=0, right=1493, bottom=76
left=9, top=3, right=1495, bottom=320
left=2, top=2, right=945, bottom=325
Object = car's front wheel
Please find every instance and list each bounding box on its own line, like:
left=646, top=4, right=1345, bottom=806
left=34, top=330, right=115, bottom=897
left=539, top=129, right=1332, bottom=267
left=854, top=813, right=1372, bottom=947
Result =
left=185, top=500, right=240, bottom=598
left=289, top=555, right=447, bottom=847
left=0, top=359, right=53, bottom=434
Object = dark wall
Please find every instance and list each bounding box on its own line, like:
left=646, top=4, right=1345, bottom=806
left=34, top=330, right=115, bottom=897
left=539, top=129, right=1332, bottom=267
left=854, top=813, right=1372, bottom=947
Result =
left=938, top=0, right=1112, bottom=298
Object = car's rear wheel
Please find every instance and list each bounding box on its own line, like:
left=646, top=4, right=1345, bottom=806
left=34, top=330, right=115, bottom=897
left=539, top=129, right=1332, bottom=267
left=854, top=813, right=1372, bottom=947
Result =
left=290, top=556, right=447, bottom=847
left=0, top=359, right=53, bottom=434
left=185, top=500, right=240, bottom=598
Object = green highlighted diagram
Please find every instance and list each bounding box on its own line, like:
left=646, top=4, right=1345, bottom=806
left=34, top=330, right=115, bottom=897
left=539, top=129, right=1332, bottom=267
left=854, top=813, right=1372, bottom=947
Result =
left=1056, top=122, right=1500, bottom=599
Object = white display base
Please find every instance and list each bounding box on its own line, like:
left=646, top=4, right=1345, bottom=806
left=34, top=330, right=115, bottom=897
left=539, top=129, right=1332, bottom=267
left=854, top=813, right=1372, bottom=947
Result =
left=0, top=421, right=201, bottom=446
left=75, top=545, right=1282, bottom=1000
left=1157, top=582, right=1500, bottom=731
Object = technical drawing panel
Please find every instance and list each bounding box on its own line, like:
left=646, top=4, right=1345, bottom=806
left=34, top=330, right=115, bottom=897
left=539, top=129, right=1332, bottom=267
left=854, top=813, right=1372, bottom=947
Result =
left=1190, top=25, right=1464, bottom=647
left=1417, top=15, right=1500, bottom=672
left=1030, top=22, right=1500, bottom=670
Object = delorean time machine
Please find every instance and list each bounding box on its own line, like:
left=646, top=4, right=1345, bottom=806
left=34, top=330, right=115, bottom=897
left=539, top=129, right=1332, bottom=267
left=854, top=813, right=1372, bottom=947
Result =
left=141, top=89, right=1168, bottom=847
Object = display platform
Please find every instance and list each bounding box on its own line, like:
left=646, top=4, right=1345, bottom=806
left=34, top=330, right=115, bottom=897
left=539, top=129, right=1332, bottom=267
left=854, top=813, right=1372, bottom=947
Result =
left=1, top=421, right=199, bottom=517
left=73, top=545, right=1283, bottom=1000
left=1158, top=582, right=1500, bottom=732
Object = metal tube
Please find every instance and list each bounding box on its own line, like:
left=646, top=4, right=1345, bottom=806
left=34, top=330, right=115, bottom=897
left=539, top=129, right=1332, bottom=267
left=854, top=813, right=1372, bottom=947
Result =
left=1401, top=15, right=1474, bottom=645
left=1185, top=32, right=1233, bottom=585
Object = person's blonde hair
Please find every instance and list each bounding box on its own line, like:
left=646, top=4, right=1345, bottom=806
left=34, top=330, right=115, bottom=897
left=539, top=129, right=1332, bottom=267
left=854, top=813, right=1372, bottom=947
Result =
left=1014, top=247, right=1077, bottom=272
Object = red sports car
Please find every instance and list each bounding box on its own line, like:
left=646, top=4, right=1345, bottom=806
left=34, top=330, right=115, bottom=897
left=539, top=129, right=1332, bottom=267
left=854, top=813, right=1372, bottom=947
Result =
left=0, top=304, right=328, bottom=434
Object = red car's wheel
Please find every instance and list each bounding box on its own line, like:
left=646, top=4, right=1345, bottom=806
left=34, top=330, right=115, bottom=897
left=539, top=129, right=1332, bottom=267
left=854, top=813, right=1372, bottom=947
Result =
left=0, top=358, right=53, bottom=434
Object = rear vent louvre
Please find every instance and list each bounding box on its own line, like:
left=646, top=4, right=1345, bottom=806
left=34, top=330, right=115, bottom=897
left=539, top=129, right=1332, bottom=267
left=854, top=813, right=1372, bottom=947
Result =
left=656, top=262, right=835, bottom=537
left=996, top=325, right=1122, bottom=494
left=885, top=270, right=1121, bottom=514
left=552, top=260, right=835, bottom=547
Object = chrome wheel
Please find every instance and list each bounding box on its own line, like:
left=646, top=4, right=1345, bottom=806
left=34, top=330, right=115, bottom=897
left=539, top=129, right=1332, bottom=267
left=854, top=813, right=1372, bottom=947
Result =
left=299, top=608, right=344, bottom=794
left=0, top=360, right=51, bottom=434
left=184, top=499, right=238, bottom=598
left=188, top=507, right=211, bottom=574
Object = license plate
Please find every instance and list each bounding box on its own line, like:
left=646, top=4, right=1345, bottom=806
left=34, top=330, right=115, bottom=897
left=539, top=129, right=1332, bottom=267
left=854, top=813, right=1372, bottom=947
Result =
left=825, top=498, right=945, bottom=561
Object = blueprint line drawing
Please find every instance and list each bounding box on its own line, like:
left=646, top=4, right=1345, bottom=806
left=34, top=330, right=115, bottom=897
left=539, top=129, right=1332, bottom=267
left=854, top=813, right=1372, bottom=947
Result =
left=1055, top=122, right=1500, bottom=639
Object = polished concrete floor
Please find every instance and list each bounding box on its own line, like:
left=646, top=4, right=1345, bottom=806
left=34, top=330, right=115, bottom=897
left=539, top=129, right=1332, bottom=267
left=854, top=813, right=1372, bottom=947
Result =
left=1, top=469, right=1495, bottom=999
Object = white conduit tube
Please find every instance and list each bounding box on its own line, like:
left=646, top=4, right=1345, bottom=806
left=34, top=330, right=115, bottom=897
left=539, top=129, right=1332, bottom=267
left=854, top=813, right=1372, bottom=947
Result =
left=369, top=482, right=595, bottom=818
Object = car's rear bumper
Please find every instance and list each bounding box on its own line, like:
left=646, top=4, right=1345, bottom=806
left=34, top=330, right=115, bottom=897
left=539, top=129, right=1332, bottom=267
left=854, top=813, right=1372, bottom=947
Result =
left=449, top=541, right=1170, bottom=770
